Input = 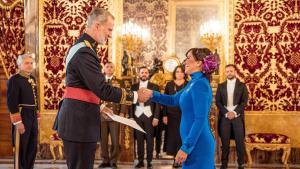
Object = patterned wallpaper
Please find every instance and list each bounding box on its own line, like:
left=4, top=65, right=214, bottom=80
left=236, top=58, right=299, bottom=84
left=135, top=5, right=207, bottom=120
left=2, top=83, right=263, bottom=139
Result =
left=123, top=0, right=168, bottom=65
left=40, top=0, right=110, bottom=110
left=0, top=0, right=25, bottom=78
left=234, top=0, right=300, bottom=111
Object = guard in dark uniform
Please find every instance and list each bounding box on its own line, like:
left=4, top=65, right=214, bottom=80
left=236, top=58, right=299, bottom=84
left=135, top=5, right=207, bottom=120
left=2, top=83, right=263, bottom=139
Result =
left=98, top=62, right=127, bottom=169
left=7, top=54, right=40, bottom=169
left=57, top=8, right=148, bottom=169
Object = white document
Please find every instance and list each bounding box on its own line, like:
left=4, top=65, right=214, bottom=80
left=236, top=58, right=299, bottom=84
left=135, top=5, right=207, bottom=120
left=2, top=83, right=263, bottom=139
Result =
left=106, top=113, right=146, bottom=133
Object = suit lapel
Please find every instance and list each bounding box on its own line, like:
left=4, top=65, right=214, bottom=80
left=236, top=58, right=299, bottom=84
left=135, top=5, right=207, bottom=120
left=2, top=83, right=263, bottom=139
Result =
left=224, top=81, right=228, bottom=106
left=233, top=79, right=240, bottom=105
left=147, top=82, right=151, bottom=90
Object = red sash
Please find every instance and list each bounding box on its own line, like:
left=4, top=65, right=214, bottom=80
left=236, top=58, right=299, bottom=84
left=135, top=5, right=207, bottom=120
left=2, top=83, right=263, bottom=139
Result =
left=63, top=87, right=100, bottom=104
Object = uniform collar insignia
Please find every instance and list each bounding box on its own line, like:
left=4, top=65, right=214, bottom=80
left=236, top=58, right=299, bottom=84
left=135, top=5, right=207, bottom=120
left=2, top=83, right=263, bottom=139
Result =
left=19, top=71, right=30, bottom=79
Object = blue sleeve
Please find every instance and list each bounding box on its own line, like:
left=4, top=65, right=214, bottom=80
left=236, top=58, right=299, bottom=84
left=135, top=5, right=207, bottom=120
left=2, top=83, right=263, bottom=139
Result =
left=180, top=81, right=210, bottom=154
left=151, top=89, right=184, bottom=107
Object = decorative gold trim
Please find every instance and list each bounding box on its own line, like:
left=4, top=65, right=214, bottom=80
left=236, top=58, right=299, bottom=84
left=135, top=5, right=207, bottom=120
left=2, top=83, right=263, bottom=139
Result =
left=228, top=0, right=235, bottom=65
left=246, top=142, right=291, bottom=165
left=120, top=88, right=126, bottom=104
left=0, top=0, right=21, bottom=10
left=109, top=0, right=123, bottom=78
left=38, top=0, right=45, bottom=113
left=245, top=111, right=300, bottom=115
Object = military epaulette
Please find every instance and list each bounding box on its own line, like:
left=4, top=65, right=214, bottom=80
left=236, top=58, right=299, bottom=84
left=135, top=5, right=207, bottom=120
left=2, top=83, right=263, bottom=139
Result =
left=84, top=40, right=93, bottom=50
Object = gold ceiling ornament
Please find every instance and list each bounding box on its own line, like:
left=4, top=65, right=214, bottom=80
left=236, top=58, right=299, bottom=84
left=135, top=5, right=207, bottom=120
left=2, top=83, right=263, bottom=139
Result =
left=0, top=0, right=21, bottom=10
left=199, top=19, right=223, bottom=52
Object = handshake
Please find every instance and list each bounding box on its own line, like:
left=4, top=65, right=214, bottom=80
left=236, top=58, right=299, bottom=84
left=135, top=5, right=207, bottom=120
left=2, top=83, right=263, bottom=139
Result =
left=137, top=87, right=153, bottom=103
left=100, top=88, right=154, bottom=118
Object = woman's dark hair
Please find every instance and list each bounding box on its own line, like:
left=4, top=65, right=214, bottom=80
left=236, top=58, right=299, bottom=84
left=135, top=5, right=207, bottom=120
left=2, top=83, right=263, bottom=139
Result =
left=172, top=65, right=187, bottom=80
left=185, top=48, right=220, bottom=78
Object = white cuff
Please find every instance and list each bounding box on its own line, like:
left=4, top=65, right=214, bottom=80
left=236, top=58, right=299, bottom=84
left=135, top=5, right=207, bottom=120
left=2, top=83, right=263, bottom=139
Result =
left=100, top=103, right=106, bottom=112
left=225, top=113, right=228, bottom=118
left=233, top=111, right=239, bottom=117
left=13, top=121, right=22, bottom=125
left=133, top=91, right=138, bottom=104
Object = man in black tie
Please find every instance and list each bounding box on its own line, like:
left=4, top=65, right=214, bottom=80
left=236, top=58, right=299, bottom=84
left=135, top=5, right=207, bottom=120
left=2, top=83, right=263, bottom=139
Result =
left=98, top=62, right=127, bottom=169
left=129, top=67, right=160, bottom=169
left=216, top=64, right=248, bottom=169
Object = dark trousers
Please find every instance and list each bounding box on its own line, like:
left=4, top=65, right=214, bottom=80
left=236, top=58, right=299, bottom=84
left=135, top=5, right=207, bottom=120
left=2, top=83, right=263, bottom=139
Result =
left=13, top=117, right=38, bottom=169
left=100, top=120, right=120, bottom=164
left=135, top=114, right=154, bottom=163
left=63, top=140, right=97, bottom=169
left=154, top=120, right=164, bottom=155
left=220, top=116, right=245, bottom=166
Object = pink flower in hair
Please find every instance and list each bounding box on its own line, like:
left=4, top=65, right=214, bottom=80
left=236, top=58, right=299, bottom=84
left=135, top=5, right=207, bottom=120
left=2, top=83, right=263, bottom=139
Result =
left=202, top=53, right=219, bottom=73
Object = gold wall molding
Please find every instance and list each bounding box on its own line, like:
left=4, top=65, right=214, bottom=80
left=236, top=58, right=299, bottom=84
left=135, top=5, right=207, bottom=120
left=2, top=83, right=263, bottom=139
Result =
left=38, top=0, right=45, bottom=114
left=109, top=0, right=123, bottom=78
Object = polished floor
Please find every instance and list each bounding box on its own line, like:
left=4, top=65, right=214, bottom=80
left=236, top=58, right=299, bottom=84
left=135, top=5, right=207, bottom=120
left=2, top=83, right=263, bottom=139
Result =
left=0, top=159, right=299, bottom=169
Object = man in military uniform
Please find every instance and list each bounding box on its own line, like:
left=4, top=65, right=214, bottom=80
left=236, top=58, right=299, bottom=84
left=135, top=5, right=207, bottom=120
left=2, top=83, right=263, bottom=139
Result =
left=98, top=62, right=126, bottom=169
left=7, top=53, right=40, bottom=169
left=57, top=8, right=150, bottom=169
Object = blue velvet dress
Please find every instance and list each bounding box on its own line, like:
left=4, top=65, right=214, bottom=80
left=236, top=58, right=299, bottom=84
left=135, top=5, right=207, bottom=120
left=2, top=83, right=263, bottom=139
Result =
left=151, top=72, right=215, bottom=169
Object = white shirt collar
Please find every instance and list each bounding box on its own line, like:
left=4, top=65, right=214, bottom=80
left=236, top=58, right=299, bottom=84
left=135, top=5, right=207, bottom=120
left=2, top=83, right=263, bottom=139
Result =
left=140, top=80, right=148, bottom=85
left=227, top=78, right=236, bottom=84
left=105, top=75, right=113, bottom=80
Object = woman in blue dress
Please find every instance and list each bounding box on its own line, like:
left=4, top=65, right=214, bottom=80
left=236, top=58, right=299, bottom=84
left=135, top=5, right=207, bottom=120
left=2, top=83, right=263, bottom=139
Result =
left=144, top=48, right=219, bottom=169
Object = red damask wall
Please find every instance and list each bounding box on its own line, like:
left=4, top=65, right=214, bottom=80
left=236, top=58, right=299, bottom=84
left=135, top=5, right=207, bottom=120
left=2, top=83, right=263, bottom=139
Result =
left=0, top=0, right=25, bottom=77
left=234, top=0, right=300, bottom=111
left=0, top=0, right=25, bottom=156
left=41, top=0, right=110, bottom=110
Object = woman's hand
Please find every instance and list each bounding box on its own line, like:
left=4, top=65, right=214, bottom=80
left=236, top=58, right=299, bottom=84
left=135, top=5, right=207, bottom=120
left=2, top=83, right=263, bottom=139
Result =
left=175, top=149, right=188, bottom=164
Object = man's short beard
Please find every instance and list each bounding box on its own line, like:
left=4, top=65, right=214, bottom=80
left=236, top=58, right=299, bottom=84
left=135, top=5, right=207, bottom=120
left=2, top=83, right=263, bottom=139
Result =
left=227, top=76, right=235, bottom=80
left=140, top=78, right=148, bottom=81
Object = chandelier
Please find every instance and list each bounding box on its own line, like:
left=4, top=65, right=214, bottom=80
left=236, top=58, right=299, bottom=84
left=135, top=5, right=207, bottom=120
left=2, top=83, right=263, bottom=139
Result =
left=199, top=19, right=223, bottom=52
left=120, top=21, right=150, bottom=57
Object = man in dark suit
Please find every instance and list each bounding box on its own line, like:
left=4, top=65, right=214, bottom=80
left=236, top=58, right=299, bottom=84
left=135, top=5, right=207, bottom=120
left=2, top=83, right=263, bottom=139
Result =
left=216, top=64, right=248, bottom=169
left=98, top=62, right=127, bottom=169
left=57, top=8, right=151, bottom=169
left=129, top=67, right=160, bottom=169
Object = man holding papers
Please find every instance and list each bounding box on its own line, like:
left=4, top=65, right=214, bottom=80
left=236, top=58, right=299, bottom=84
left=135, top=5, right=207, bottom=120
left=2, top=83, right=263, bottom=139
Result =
left=57, top=8, right=152, bottom=169
left=216, top=64, right=249, bottom=169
